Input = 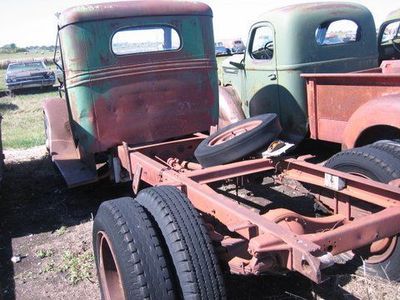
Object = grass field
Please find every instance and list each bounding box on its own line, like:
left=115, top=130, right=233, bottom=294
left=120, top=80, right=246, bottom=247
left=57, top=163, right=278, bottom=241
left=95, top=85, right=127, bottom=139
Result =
left=0, top=69, right=5, bottom=91
left=0, top=89, right=58, bottom=149
left=0, top=51, right=53, bottom=61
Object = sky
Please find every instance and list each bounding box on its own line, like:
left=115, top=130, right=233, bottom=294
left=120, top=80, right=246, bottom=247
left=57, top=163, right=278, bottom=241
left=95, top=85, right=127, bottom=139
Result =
left=0, top=0, right=397, bottom=47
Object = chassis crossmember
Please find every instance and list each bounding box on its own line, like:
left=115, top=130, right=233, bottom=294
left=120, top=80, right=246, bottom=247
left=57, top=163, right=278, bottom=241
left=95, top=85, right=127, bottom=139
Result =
left=116, top=135, right=400, bottom=283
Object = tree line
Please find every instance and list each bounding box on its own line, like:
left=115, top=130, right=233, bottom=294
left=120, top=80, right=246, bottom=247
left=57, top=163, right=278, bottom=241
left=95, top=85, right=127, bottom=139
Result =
left=0, top=43, right=57, bottom=54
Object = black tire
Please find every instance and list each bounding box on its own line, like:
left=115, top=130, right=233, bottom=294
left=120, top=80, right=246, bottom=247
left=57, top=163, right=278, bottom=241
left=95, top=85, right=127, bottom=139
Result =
left=194, top=114, right=281, bottom=167
left=93, top=198, right=177, bottom=300
left=137, top=186, right=226, bottom=300
left=325, top=146, right=400, bottom=182
left=325, top=146, right=400, bottom=281
left=370, top=139, right=400, bottom=160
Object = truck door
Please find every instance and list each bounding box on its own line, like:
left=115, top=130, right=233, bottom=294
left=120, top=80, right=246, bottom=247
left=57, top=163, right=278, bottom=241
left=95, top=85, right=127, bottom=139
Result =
left=244, top=23, right=279, bottom=118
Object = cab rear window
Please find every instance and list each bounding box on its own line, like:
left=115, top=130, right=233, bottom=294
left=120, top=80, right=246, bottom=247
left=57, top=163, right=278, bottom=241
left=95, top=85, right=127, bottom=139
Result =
left=112, top=26, right=180, bottom=55
left=315, top=20, right=359, bottom=45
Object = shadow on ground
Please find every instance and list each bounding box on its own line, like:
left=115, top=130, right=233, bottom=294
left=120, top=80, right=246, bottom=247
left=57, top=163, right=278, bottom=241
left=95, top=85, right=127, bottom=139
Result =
left=0, top=86, right=59, bottom=99
left=0, top=152, right=131, bottom=299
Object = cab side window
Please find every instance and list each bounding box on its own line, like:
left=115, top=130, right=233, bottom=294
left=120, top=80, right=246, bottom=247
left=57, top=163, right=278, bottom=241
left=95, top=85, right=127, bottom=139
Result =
left=250, top=26, right=274, bottom=60
left=381, top=21, right=400, bottom=45
left=316, top=19, right=359, bottom=46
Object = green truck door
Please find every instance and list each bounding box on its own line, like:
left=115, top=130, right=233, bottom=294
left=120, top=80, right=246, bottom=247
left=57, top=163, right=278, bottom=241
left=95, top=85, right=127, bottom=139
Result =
left=244, top=23, right=279, bottom=118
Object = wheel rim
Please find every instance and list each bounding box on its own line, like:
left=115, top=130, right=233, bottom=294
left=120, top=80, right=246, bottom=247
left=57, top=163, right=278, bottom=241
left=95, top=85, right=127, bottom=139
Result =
left=208, top=120, right=262, bottom=146
left=365, top=237, right=398, bottom=264
left=97, top=231, right=125, bottom=300
left=348, top=172, right=398, bottom=264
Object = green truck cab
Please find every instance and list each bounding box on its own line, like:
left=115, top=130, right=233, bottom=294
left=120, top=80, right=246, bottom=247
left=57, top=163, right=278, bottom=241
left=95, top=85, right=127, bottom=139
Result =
left=220, top=2, right=395, bottom=143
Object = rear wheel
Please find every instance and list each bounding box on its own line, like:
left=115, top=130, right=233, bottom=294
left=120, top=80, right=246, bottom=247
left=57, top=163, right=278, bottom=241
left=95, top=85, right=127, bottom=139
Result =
left=325, top=146, right=400, bottom=281
left=137, top=186, right=226, bottom=299
left=93, top=198, right=177, bottom=300
left=369, top=139, right=400, bottom=160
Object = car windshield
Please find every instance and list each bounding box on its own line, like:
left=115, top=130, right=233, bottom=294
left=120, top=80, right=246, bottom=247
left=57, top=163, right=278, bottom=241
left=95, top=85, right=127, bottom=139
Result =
left=8, top=62, right=45, bottom=71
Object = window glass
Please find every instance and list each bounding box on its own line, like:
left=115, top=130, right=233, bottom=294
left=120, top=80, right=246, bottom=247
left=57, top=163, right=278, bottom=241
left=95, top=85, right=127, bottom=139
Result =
left=316, top=20, right=359, bottom=45
left=8, top=62, right=45, bottom=71
left=250, top=26, right=274, bottom=60
left=112, top=26, right=180, bottom=55
left=381, top=21, right=400, bottom=44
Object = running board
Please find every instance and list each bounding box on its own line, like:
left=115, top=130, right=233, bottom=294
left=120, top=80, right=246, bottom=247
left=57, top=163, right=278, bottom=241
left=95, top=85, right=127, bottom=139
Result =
left=54, top=158, right=97, bottom=188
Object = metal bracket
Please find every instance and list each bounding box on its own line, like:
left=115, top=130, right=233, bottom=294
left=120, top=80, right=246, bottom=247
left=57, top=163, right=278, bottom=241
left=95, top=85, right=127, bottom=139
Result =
left=210, top=124, right=218, bottom=135
left=132, top=163, right=142, bottom=194
left=122, top=141, right=133, bottom=180
left=324, top=173, right=346, bottom=191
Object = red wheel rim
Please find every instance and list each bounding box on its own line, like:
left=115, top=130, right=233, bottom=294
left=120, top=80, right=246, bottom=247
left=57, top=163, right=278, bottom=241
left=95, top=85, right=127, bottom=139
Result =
left=208, top=120, right=262, bottom=146
left=98, top=231, right=125, bottom=300
left=348, top=172, right=398, bottom=264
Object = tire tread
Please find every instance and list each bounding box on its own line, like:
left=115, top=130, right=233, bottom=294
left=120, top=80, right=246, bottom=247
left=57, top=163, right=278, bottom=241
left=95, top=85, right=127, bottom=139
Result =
left=93, top=198, right=176, bottom=300
left=137, top=186, right=226, bottom=300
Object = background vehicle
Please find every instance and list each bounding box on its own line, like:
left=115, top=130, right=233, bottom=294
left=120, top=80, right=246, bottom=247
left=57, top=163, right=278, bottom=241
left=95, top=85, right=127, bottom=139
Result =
left=231, top=39, right=246, bottom=53
left=220, top=3, right=400, bottom=149
left=215, top=42, right=231, bottom=56
left=5, top=60, right=55, bottom=91
left=45, top=2, right=400, bottom=298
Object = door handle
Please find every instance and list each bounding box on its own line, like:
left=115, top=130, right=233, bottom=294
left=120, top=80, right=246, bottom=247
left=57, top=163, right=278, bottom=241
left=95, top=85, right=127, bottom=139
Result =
left=268, top=73, right=277, bottom=80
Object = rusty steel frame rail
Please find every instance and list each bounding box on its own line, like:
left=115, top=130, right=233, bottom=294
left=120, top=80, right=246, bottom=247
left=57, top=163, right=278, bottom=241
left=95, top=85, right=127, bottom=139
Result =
left=186, top=158, right=275, bottom=184
left=279, top=158, right=400, bottom=207
left=116, top=140, right=400, bottom=284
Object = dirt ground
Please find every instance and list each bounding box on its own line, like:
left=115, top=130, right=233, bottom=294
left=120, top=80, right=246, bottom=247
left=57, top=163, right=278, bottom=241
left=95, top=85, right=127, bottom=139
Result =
left=1, top=146, right=400, bottom=300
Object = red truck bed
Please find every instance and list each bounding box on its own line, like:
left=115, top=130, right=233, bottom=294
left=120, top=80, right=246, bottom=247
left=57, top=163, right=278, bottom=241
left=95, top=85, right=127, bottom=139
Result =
left=302, top=60, right=400, bottom=146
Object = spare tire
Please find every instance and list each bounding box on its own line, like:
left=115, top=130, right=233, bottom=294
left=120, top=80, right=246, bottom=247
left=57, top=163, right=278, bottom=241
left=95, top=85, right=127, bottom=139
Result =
left=194, top=114, right=281, bottom=167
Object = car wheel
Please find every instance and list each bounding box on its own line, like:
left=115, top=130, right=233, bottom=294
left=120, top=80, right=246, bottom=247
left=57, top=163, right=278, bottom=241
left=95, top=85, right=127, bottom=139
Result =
left=325, top=146, right=400, bottom=281
left=93, top=198, right=178, bottom=300
left=369, top=139, right=400, bottom=159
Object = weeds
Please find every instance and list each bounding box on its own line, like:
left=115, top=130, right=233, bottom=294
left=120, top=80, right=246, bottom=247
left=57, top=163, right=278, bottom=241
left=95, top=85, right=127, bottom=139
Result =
left=55, top=225, right=67, bottom=236
left=41, top=260, right=56, bottom=274
left=36, top=248, right=54, bottom=259
left=59, top=250, right=94, bottom=285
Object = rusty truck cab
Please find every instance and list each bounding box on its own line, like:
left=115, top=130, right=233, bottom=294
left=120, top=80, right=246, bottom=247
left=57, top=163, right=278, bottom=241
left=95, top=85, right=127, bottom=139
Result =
left=44, top=1, right=218, bottom=187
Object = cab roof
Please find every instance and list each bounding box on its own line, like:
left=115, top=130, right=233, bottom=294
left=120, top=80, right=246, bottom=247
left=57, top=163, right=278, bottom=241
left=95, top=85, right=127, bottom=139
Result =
left=58, top=0, right=213, bottom=28
left=383, top=8, right=400, bottom=24
left=250, top=2, right=376, bottom=66
left=256, top=2, right=371, bottom=25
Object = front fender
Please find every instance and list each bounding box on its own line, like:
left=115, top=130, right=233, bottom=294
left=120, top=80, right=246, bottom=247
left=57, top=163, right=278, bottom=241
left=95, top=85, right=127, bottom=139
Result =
left=218, top=86, right=245, bottom=128
left=343, top=94, right=400, bottom=149
left=42, top=98, right=74, bottom=157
